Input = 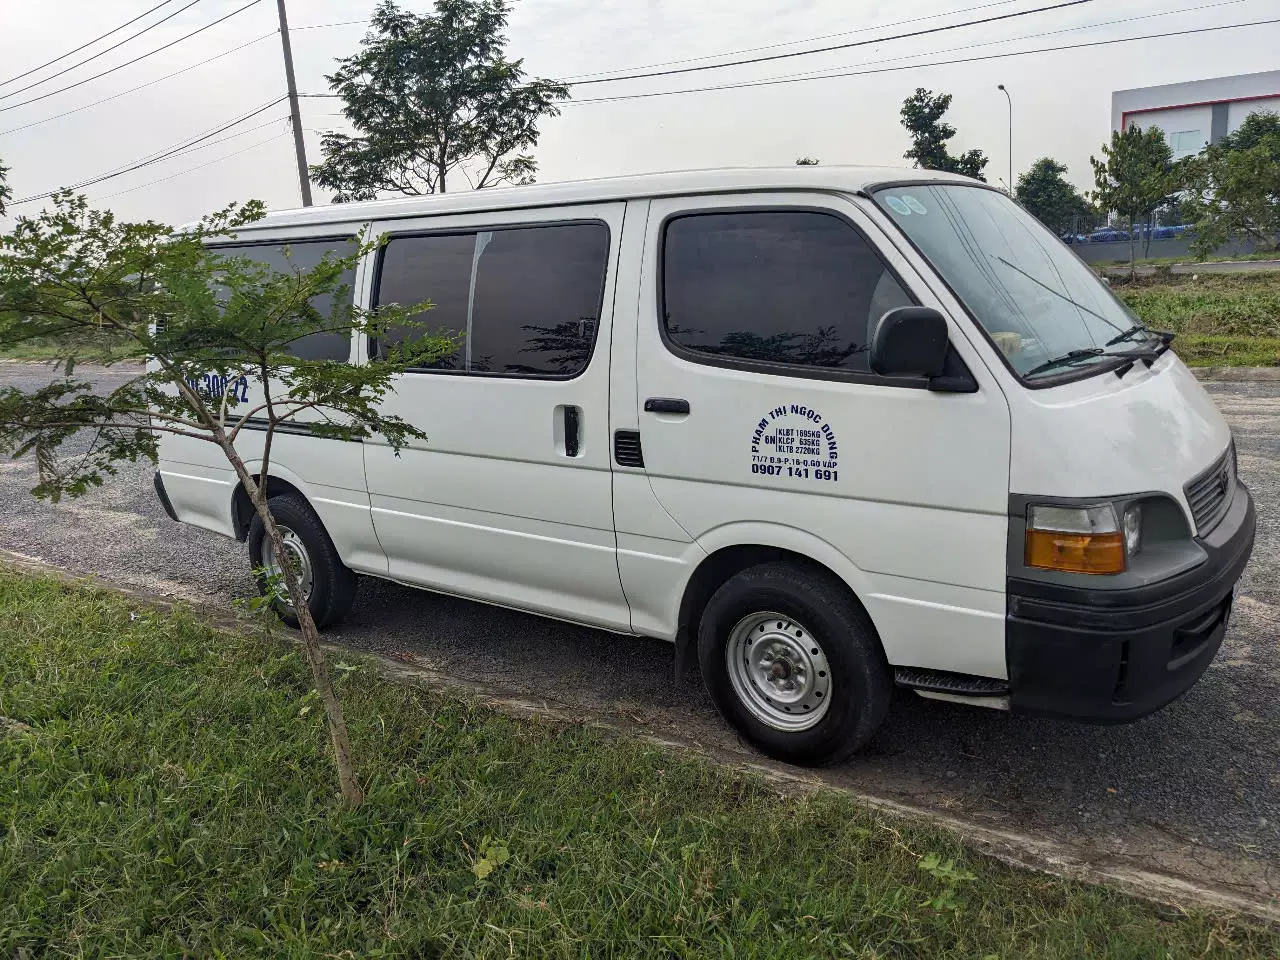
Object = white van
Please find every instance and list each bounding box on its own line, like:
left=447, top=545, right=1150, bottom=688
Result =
left=154, top=167, right=1255, bottom=765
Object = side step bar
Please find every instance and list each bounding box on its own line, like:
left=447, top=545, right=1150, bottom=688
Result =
left=894, top=666, right=1009, bottom=697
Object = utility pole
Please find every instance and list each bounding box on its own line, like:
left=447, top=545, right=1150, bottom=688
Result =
left=276, top=0, right=312, bottom=206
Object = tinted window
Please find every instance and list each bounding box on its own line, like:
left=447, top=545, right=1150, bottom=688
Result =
left=374, top=222, right=610, bottom=376
left=375, top=232, right=475, bottom=368
left=469, top=224, right=610, bottom=375
left=662, top=211, right=911, bottom=373
left=216, top=238, right=357, bottom=361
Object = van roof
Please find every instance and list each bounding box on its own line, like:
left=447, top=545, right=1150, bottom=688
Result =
left=226, top=165, right=980, bottom=234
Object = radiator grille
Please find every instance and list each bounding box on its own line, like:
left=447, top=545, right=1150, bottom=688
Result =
left=1184, top=441, right=1235, bottom=535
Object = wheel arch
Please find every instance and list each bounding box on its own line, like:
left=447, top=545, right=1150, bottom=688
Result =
left=673, top=523, right=882, bottom=676
left=229, top=464, right=312, bottom=542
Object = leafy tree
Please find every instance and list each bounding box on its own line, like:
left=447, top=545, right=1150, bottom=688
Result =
left=1154, top=199, right=1185, bottom=227
left=1015, top=157, right=1091, bottom=235
left=699, top=327, right=864, bottom=367
left=1215, top=110, right=1280, bottom=153
left=0, top=190, right=454, bottom=806
left=900, top=89, right=988, bottom=181
left=513, top=320, right=594, bottom=375
left=1090, top=124, right=1177, bottom=275
left=312, top=0, right=569, bottom=201
left=0, top=156, right=10, bottom=216
left=1182, top=111, right=1280, bottom=257
left=795, top=157, right=820, bottom=166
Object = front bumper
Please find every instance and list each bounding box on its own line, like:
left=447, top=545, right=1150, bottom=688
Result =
left=1006, top=480, right=1255, bottom=721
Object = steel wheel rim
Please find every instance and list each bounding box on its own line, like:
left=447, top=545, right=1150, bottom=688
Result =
left=726, top=611, right=831, bottom=732
left=262, top=525, right=313, bottom=606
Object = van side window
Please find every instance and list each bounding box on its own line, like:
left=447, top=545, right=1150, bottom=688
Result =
left=661, top=211, right=913, bottom=375
left=374, top=221, right=610, bottom=378
left=376, top=233, right=474, bottom=369
left=470, top=223, right=609, bottom=375
left=213, top=238, right=358, bottom=361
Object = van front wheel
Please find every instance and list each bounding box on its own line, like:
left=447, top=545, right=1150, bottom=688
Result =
left=697, top=562, right=890, bottom=766
left=246, top=493, right=357, bottom=629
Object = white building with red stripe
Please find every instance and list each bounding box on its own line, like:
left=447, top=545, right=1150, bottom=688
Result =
left=1112, top=70, right=1280, bottom=158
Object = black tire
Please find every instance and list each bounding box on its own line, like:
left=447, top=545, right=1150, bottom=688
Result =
left=697, top=561, right=891, bottom=766
left=246, top=492, right=358, bottom=629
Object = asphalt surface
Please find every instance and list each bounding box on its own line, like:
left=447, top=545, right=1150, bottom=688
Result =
left=2, top=363, right=1278, bottom=896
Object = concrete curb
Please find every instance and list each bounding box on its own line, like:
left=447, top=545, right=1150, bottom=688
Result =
left=1191, top=366, right=1280, bottom=382
left=1099, top=260, right=1280, bottom=277
left=2, top=547, right=1277, bottom=925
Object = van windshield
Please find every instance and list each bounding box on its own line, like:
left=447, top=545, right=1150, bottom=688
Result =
left=871, top=184, right=1160, bottom=381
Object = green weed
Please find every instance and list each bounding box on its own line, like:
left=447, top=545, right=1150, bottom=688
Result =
left=1, top=569, right=1277, bottom=957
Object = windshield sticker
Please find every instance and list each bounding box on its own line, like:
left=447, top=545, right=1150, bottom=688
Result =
left=884, top=196, right=911, bottom=216
left=750, top=404, right=839, bottom=483
left=903, top=195, right=928, bottom=215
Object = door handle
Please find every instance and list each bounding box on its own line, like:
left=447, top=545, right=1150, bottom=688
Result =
left=644, top=397, right=690, bottom=415
left=564, top=405, right=581, bottom=457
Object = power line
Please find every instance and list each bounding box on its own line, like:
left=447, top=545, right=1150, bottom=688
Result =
left=293, top=19, right=366, bottom=31
left=0, top=0, right=181, bottom=90
left=11, top=97, right=287, bottom=205
left=633, top=0, right=1250, bottom=94
left=0, top=30, right=277, bottom=136
left=300, top=0, right=1110, bottom=105
left=297, top=0, right=1093, bottom=101
left=0, top=0, right=207, bottom=102
left=141, top=114, right=289, bottom=164
left=565, top=0, right=1096, bottom=86
left=301, top=2, right=1255, bottom=106
left=0, top=0, right=267, bottom=114
left=92, top=98, right=287, bottom=178
left=557, top=0, right=1024, bottom=83
left=565, top=15, right=1280, bottom=104
left=91, top=133, right=289, bottom=202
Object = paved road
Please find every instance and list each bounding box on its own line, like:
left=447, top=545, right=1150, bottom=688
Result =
left=2, top=363, right=1277, bottom=896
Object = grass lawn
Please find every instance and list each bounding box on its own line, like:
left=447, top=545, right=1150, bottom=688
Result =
left=1115, top=271, right=1280, bottom=367
left=2, top=570, right=1278, bottom=957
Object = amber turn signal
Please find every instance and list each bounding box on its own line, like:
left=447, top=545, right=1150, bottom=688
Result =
left=1025, top=528, right=1126, bottom=574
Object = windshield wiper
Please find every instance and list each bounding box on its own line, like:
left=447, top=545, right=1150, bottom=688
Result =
left=1105, top=323, right=1149, bottom=346
left=1022, top=347, right=1108, bottom=378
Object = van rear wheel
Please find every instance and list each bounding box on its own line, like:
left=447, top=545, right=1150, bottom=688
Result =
left=246, top=492, right=357, bottom=630
left=697, top=562, right=891, bottom=766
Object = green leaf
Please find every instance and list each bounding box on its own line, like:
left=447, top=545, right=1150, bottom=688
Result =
left=471, top=837, right=511, bottom=881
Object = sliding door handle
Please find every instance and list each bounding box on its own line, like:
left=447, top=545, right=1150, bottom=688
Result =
left=643, top=397, right=690, bottom=415
left=564, top=405, right=581, bottom=457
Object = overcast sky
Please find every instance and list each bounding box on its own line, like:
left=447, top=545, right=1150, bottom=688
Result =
left=1, top=0, right=1278, bottom=224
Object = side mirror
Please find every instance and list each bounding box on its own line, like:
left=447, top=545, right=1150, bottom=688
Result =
left=869, top=306, right=950, bottom=378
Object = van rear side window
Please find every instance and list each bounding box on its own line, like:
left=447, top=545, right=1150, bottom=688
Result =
left=375, top=221, right=610, bottom=378
left=376, top=233, right=474, bottom=370
left=213, top=238, right=358, bottom=361
left=661, top=211, right=912, bottom=375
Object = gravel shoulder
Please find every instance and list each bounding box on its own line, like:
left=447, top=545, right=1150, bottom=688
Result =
left=1, top=365, right=1277, bottom=908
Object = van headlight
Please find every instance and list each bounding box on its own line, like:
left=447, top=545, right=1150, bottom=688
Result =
left=1025, top=504, right=1126, bottom=574
left=1122, top=503, right=1142, bottom=558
